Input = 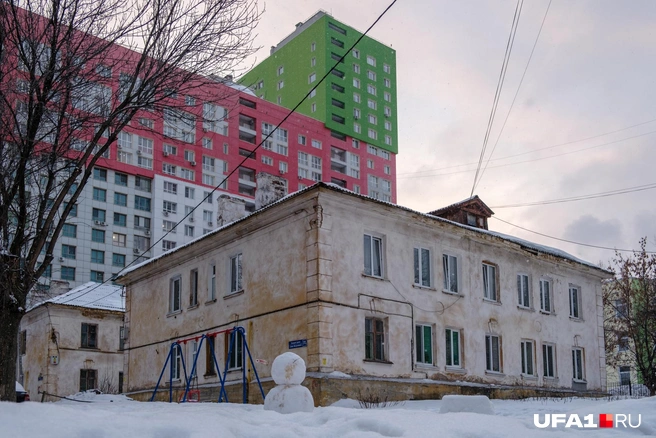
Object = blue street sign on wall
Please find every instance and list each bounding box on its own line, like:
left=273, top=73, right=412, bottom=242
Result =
left=289, top=339, right=307, bottom=349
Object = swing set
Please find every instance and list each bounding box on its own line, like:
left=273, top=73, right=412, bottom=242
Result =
left=149, top=326, right=265, bottom=403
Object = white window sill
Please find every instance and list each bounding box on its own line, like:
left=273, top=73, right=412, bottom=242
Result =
left=362, top=273, right=386, bottom=281
left=483, top=298, right=502, bottom=306
left=445, top=366, right=466, bottom=374
left=442, top=289, right=461, bottom=296
left=569, top=316, right=583, bottom=322
left=517, top=305, right=533, bottom=312
left=539, top=310, right=554, bottom=315
left=485, top=370, right=505, bottom=377
left=415, top=363, right=437, bottom=369
left=412, top=284, right=436, bottom=291
left=224, top=290, right=244, bottom=299
left=187, top=303, right=199, bottom=310
left=543, top=376, right=559, bottom=382
left=167, top=310, right=182, bottom=318
left=205, top=299, right=217, bottom=305
left=573, top=379, right=587, bottom=384
left=521, top=374, right=538, bottom=381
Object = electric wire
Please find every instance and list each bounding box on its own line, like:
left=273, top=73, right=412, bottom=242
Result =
left=61, top=0, right=400, bottom=306
left=398, top=128, right=656, bottom=179
left=397, top=117, right=656, bottom=176
left=471, top=0, right=524, bottom=197
left=474, top=0, right=551, bottom=192
left=490, top=182, right=656, bottom=208
left=492, top=216, right=656, bottom=254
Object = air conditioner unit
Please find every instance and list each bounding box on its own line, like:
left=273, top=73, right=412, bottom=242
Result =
left=94, top=220, right=102, bottom=225
left=189, top=217, right=194, bottom=222
left=190, top=161, right=196, bottom=166
left=279, top=169, right=287, bottom=175
left=207, top=221, right=213, bottom=226
left=100, top=221, right=107, bottom=226
left=58, top=257, right=64, bottom=262
left=145, top=230, right=151, bottom=236
left=163, top=151, right=169, bottom=157
left=133, top=248, right=140, bottom=254
left=117, top=145, right=123, bottom=149
left=136, top=150, right=142, bottom=156
left=203, top=128, right=209, bottom=132
left=163, top=211, right=169, bottom=217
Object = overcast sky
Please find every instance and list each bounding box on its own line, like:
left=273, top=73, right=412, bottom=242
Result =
left=236, top=0, right=656, bottom=268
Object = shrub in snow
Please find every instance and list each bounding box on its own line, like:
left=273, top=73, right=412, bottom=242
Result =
left=264, top=352, right=314, bottom=414
left=439, top=395, right=495, bottom=415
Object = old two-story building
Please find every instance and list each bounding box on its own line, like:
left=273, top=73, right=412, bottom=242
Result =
left=118, top=184, right=611, bottom=404
left=18, top=282, right=125, bottom=401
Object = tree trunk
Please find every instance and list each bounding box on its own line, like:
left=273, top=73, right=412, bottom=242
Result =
left=0, top=306, right=22, bottom=402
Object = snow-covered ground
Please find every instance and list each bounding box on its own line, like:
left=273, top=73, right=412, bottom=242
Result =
left=1, top=393, right=654, bottom=437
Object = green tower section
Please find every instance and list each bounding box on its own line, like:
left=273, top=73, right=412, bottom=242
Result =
left=241, top=12, right=398, bottom=154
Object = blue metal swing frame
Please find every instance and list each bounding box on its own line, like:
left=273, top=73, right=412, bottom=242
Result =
left=149, top=326, right=265, bottom=403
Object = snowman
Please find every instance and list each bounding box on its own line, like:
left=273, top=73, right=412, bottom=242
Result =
left=263, top=352, right=314, bottom=414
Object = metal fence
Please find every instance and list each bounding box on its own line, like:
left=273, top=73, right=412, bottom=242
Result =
left=606, top=380, right=650, bottom=398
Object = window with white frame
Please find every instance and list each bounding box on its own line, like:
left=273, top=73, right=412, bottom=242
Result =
left=311, top=139, right=322, bottom=149
left=619, top=366, right=631, bottom=385
left=353, top=78, right=360, bottom=88
left=162, top=220, right=176, bottom=233
left=415, top=324, right=433, bottom=365
left=209, top=263, right=216, bottom=301
left=189, top=269, right=198, bottom=306
left=365, top=317, right=386, bottom=361
left=368, top=128, right=377, bottom=140
left=163, top=107, right=195, bottom=143
left=366, top=55, right=376, bottom=66
left=171, top=345, right=182, bottom=380
left=203, top=210, right=212, bottom=223
left=446, top=328, right=461, bottom=367
left=162, top=240, right=176, bottom=251
left=169, top=275, right=181, bottom=313
left=542, top=343, right=556, bottom=378
left=383, top=63, right=391, bottom=73
left=188, top=339, right=198, bottom=378
left=163, top=144, right=177, bottom=155
left=572, top=347, right=585, bottom=381
left=539, top=278, right=552, bottom=313
left=162, top=163, right=176, bottom=176
left=485, top=334, right=501, bottom=372
left=179, top=168, right=194, bottom=181
left=227, top=330, right=244, bottom=370
left=163, top=181, right=177, bottom=194
left=184, top=225, right=194, bottom=237
left=517, top=274, right=530, bottom=308
left=138, top=136, right=153, bottom=154
left=364, top=234, right=383, bottom=278
left=367, top=70, right=376, bottom=81
left=413, top=247, right=431, bottom=287
left=230, top=253, right=242, bottom=293
left=482, top=263, right=498, bottom=301
left=442, top=254, right=458, bottom=293
left=569, top=285, right=581, bottom=318
left=353, top=49, right=360, bottom=58
left=367, top=84, right=376, bottom=95
left=202, top=137, right=212, bottom=149
left=354, top=92, right=361, bottom=103
left=520, top=340, right=535, bottom=375
left=162, top=201, right=177, bottom=214
left=384, top=78, right=391, bottom=88
left=384, top=91, right=391, bottom=102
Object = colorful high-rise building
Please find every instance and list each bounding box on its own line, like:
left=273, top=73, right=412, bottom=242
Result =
left=241, top=11, right=398, bottom=170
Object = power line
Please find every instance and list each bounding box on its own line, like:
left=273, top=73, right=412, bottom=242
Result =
left=492, top=216, right=656, bottom=254
left=397, top=117, right=656, bottom=177
left=490, top=182, right=656, bottom=208
left=471, top=0, right=524, bottom=197
left=474, top=0, right=551, bottom=193
left=64, top=0, right=400, bottom=307
left=398, top=128, right=656, bottom=179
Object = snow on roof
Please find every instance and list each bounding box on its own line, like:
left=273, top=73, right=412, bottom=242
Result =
left=118, top=183, right=608, bottom=281
left=34, top=282, right=124, bottom=312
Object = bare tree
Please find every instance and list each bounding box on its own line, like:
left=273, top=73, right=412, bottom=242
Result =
left=0, top=0, right=259, bottom=401
left=604, top=237, right=656, bottom=396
